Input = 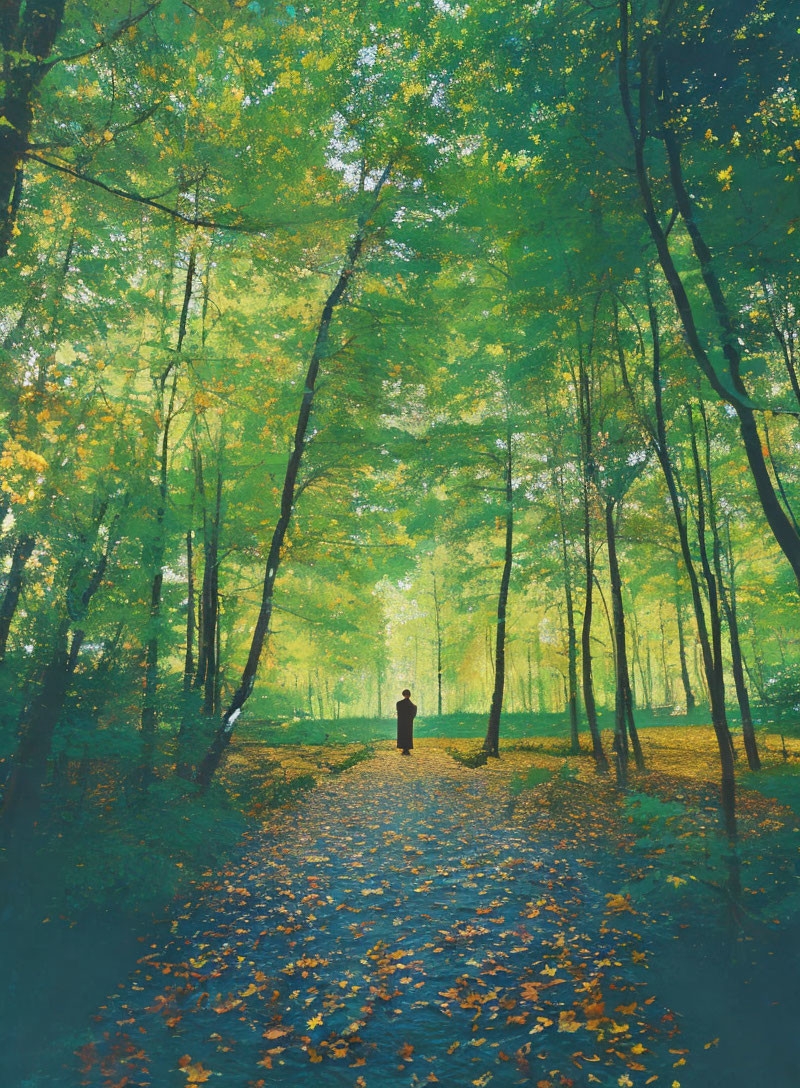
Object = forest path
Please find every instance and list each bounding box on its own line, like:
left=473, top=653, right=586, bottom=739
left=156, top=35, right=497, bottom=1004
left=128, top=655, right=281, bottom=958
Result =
left=71, top=746, right=680, bottom=1088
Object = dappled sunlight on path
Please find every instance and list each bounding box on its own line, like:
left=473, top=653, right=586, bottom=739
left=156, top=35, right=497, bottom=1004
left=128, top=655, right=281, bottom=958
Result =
left=72, top=747, right=679, bottom=1088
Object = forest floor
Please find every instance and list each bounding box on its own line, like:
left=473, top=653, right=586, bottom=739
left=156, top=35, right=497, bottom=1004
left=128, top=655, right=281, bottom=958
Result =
left=22, top=730, right=799, bottom=1088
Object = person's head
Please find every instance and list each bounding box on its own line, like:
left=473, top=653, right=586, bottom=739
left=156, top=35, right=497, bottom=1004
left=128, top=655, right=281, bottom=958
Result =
left=402, top=688, right=411, bottom=699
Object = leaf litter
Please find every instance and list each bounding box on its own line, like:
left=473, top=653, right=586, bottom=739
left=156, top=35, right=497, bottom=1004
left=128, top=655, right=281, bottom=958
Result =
left=72, top=746, right=685, bottom=1088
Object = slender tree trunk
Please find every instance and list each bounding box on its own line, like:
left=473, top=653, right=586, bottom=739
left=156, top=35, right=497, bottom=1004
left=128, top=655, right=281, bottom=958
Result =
left=581, top=515, right=607, bottom=769
left=533, top=636, right=545, bottom=714
left=432, top=571, right=443, bottom=716
left=760, top=278, right=800, bottom=413
left=140, top=247, right=197, bottom=778
left=605, top=498, right=644, bottom=775
left=0, top=509, right=119, bottom=839
left=573, top=326, right=608, bottom=770
left=183, top=528, right=195, bottom=694
left=1, top=625, right=77, bottom=841
left=762, top=418, right=800, bottom=535
left=618, top=5, right=800, bottom=592
left=563, top=558, right=579, bottom=754
left=0, top=534, right=35, bottom=661
left=195, top=167, right=391, bottom=785
left=685, top=406, right=735, bottom=760
left=697, top=403, right=761, bottom=771
left=554, top=488, right=579, bottom=752
left=659, top=606, right=673, bottom=705
left=616, top=276, right=737, bottom=836
left=628, top=606, right=649, bottom=711
left=202, top=465, right=223, bottom=715
left=674, top=571, right=696, bottom=712
left=484, top=431, right=514, bottom=757
left=645, top=293, right=737, bottom=838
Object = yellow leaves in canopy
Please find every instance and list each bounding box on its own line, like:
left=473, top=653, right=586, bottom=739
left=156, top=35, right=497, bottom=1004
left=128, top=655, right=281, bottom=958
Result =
left=0, top=441, right=49, bottom=503
left=401, top=80, right=426, bottom=102
left=716, top=165, right=733, bottom=190
left=300, top=51, right=336, bottom=72
left=277, top=68, right=302, bottom=90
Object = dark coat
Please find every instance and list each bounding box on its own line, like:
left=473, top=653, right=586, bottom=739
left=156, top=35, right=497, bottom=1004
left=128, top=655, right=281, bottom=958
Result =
left=396, top=698, right=417, bottom=750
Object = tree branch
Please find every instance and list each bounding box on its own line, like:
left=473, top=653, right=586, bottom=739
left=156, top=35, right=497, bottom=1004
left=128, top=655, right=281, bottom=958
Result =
left=42, top=2, right=163, bottom=72
left=24, top=152, right=278, bottom=235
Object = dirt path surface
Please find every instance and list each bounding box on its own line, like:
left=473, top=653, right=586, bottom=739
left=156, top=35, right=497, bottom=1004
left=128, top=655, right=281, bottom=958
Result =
left=70, top=748, right=682, bottom=1088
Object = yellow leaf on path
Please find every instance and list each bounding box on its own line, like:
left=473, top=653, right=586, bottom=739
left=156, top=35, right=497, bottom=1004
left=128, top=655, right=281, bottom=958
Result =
left=605, top=893, right=634, bottom=914
left=182, top=1062, right=212, bottom=1084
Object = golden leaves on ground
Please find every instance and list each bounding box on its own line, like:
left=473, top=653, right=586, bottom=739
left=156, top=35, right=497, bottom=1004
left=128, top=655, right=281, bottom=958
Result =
left=73, top=734, right=793, bottom=1088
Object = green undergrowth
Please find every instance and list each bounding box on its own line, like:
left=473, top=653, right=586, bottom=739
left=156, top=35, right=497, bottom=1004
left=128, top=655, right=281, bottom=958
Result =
left=5, top=742, right=374, bottom=924
left=234, top=704, right=799, bottom=749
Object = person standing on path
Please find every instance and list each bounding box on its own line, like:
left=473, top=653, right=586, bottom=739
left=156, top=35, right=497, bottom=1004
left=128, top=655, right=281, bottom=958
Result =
left=396, top=689, right=417, bottom=755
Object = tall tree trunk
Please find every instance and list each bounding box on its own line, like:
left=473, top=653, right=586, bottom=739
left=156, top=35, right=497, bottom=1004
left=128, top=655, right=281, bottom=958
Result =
left=140, top=247, right=197, bottom=778
left=659, top=606, right=673, bottom=705
left=1, top=624, right=77, bottom=842
left=544, top=390, right=581, bottom=752
left=195, top=166, right=391, bottom=785
left=533, top=636, right=545, bottom=714
left=617, top=4, right=800, bottom=591
left=605, top=498, right=645, bottom=776
left=580, top=507, right=607, bottom=769
left=674, top=570, right=696, bottom=712
left=617, top=278, right=737, bottom=837
left=760, top=278, right=800, bottom=413
left=628, top=605, right=649, bottom=711
left=563, top=554, right=580, bottom=755
left=685, top=406, right=734, bottom=759
left=644, top=291, right=737, bottom=838
left=0, top=534, right=35, bottom=661
left=202, top=465, right=223, bottom=715
left=0, top=508, right=120, bottom=840
left=0, top=0, right=67, bottom=257
left=696, top=403, right=761, bottom=771
left=483, top=430, right=514, bottom=757
left=432, top=570, right=443, bottom=716
left=576, top=389, right=608, bottom=770
left=183, top=528, right=195, bottom=694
